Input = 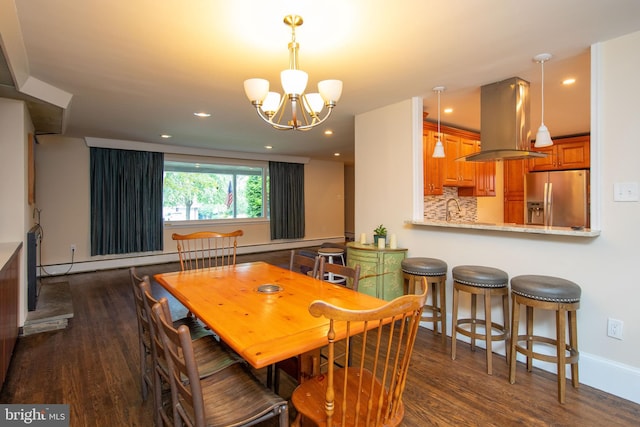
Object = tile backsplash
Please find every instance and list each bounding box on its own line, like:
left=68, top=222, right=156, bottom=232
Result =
left=424, top=187, right=478, bottom=221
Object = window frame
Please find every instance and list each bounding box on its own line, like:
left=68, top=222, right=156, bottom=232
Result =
left=162, top=154, right=269, bottom=226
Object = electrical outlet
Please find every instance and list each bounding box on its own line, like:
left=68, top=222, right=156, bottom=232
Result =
left=607, top=318, right=623, bottom=340
left=70, top=244, right=77, bottom=253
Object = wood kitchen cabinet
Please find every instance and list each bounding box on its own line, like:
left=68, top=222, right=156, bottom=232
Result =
left=503, top=159, right=528, bottom=224
left=423, top=128, right=444, bottom=195
left=1, top=243, right=21, bottom=387
left=459, top=140, right=496, bottom=197
left=346, top=242, right=407, bottom=301
left=443, top=135, right=476, bottom=187
left=529, top=135, right=590, bottom=171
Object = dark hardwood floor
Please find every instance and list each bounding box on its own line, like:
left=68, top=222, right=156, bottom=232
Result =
left=1, top=248, right=638, bottom=426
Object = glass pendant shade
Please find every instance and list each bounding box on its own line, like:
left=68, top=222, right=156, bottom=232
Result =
left=318, top=79, right=343, bottom=103
left=244, top=78, right=269, bottom=102
left=535, top=124, right=553, bottom=147
left=304, top=93, right=324, bottom=113
left=432, top=139, right=445, bottom=158
left=281, top=69, right=308, bottom=95
left=261, top=92, right=281, bottom=114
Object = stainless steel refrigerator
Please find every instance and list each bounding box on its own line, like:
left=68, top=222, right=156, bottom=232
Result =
left=524, top=169, right=590, bottom=228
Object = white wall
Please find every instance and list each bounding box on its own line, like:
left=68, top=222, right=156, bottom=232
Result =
left=0, top=98, right=34, bottom=325
left=354, top=32, right=640, bottom=404
left=34, top=135, right=345, bottom=271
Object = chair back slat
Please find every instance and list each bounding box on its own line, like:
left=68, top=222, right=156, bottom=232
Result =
left=294, top=277, right=428, bottom=427
left=152, top=299, right=204, bottom=425
left=172, top=230, right=243, bottom=270
left=289, top=249, right=321, bottom=279
left=319, top=257, right=362, bottom=291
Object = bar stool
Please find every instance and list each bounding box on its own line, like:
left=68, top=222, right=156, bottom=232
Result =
left=451, top=265, right=509, bottom=375
left=509, top=275, right=581, bottom=404
left=402, top=257, right=448, bottom=344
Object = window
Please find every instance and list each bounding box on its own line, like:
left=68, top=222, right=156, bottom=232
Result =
left=163, top=159, right=267, bottom=222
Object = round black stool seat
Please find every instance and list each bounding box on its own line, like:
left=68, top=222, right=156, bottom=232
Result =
left=511, top=275, right=581, bottom=303
left=401, top=257, right=447, bottom=276
left=452, top=265, right=508, bottom=288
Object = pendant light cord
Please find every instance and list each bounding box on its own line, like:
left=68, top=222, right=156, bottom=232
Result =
left=437, top=90, right=441, bottom=137
left=540, top=59, right=545, bottom=125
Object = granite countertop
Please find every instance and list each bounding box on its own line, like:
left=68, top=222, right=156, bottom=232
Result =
left=409, top=220, right=600, bottom=237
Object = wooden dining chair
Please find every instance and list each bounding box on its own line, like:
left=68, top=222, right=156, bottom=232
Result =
left=129, top=267, right=154, bottom=402
left=172, top=229, right=244, bottom=271
left=140, top=282, right=242, bottom=426
left=292, top=277, right=428, bottom=427
left=152, top=301, right=289, bottom=427
left=318, top=256, right=361, bottom=291
left=289, top=249, right=321, bottom=278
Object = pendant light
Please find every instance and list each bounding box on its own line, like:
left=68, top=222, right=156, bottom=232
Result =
left=432, top=86, right=446, bottom=158
left=534, top=53, right=553, bottom=148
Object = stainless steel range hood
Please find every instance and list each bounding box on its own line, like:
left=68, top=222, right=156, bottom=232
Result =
left=460, top=77, right=546, bottom=162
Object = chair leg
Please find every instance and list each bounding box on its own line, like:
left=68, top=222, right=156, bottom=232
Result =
left=557, top=307, right=567, bottom=404
left=569, top=309, right=580, bottom=389
left=451, top=285, right=459, bottom=360
left=439, top=276, right=447, bottom=344
left=502, top=293, right=510, bottom=364
left=526, top=306, right=534, bottom=372
left=484, top=290, right=493, bottom=375
left=470, top=294, right=477, bottom=352
left=509, top=295, right=519, bottom=384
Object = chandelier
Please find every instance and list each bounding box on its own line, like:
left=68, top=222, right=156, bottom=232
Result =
left=243, top=15, right=343, bottom=131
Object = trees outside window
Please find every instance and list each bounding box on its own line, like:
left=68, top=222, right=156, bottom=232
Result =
left=163, top=160, right=266, bottom=221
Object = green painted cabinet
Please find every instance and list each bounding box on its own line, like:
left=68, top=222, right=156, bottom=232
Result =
left=346, top=242, right=407, bottom=301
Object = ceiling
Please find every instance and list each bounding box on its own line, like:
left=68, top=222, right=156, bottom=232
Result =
left=6, top=0, right=640, bottom=164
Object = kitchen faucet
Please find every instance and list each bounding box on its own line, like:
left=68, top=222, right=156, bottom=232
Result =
left=446, top=198, right=461, bottom=221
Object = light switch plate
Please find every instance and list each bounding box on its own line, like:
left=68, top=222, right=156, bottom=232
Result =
left=613, top=182, right=639, bottom=202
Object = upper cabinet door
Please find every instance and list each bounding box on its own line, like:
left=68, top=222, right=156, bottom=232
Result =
left=529, top=135, right=590, bottom=171
left=423, top=130, right=444, bottom=196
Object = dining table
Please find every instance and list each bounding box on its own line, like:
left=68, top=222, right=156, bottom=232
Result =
left=153, top=261, right=387, bottom=379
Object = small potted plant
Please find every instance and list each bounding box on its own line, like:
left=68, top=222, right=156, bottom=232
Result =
left=373, top=224, right=387, bottom=245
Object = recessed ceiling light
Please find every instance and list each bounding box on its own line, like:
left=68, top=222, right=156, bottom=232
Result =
left=444, top=108, right=453, bottom=114
left=160, top=134, right=172, bottom=139
left=193, top=112, right=211, bottom=117
left=264, top=145, right=273, bottom=150
left=562, top=78, right=576, bottom=85
left=324, top=130, right=334, bottom=135
left=334, top=152, right=341, bottom=157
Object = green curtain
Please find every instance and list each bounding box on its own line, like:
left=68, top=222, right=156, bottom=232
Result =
left=90, top=148, right=164, bottom=255
left=269, top=161, right=305, bottom=239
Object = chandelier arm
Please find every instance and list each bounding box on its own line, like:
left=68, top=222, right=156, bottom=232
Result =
left=295, top=106, right=335, bottom=131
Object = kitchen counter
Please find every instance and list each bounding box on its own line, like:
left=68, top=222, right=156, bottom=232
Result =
left=409, top=220, right=600, bottom=237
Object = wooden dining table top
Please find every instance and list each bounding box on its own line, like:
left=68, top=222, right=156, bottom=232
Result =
left=154, top=261, right=387, bottom=369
